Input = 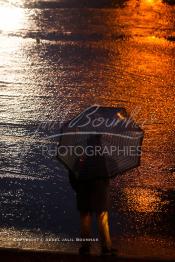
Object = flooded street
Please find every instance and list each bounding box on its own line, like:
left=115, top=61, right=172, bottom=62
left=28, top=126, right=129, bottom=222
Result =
left=0, top=0, right=175, bottom=259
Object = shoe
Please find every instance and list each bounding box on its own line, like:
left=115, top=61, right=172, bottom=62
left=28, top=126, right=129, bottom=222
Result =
left=101, top=247, right=118, bottom=256
left=79, top=245, right=91, bottom=256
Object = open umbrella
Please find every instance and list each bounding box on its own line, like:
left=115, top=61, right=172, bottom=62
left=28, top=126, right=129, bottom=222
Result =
left=56, top=105, right=144, bottom=180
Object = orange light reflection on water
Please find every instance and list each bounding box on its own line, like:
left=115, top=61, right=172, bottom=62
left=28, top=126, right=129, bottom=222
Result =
left=143, top=0, right=162, bottom=5
left=124, top=188, right=168, bottom=212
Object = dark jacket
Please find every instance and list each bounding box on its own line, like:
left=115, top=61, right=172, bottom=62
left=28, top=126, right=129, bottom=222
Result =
left=69, top=170, right=110, bottom=212
left=68, top=135, right=111, bottom=212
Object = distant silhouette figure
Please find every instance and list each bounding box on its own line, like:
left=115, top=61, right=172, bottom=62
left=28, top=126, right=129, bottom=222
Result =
left=68, top=135, right=117, bottom=256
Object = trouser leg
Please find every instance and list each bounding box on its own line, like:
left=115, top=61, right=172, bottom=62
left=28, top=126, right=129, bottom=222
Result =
left=80, top=211, right=92, bottom=248
left=96, top=211, right=112, bottom=250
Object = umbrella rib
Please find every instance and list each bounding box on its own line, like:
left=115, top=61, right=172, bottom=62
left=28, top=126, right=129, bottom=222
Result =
left=46, top=131, right=143, bottom=140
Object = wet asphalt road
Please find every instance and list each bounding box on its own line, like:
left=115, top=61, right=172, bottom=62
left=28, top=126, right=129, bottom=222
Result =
left=0, top=0, right=174, bottom=259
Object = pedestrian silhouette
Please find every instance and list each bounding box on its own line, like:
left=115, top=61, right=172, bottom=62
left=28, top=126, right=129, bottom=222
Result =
left=68, top=134, right=117, bottom=256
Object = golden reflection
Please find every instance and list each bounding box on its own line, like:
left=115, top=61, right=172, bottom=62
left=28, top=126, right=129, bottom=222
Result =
left=136, top=35, right=168, bottom=44
left=143, top=0, right=161, bottom=5
left=124, top=188, right=162, bottom=212
left=0, top=5, right=24, bottom=32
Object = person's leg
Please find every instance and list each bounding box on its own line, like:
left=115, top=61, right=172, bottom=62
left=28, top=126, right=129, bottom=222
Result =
left=79, top=211, right=92, bottom=250
left=96, top=211, right=112, bottom=250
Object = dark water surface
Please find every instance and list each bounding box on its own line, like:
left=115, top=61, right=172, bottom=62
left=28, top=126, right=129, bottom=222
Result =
left=0, top=0, right=175, bottom=259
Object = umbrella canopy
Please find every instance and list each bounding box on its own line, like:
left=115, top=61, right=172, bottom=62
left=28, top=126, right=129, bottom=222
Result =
left=56, top=105, right=144, bottom=180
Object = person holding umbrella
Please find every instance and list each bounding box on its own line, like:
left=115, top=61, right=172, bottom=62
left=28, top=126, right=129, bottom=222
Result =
left=57, top=106, right=144, bottom=256
left=68, top=135, right=118, bottom=256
